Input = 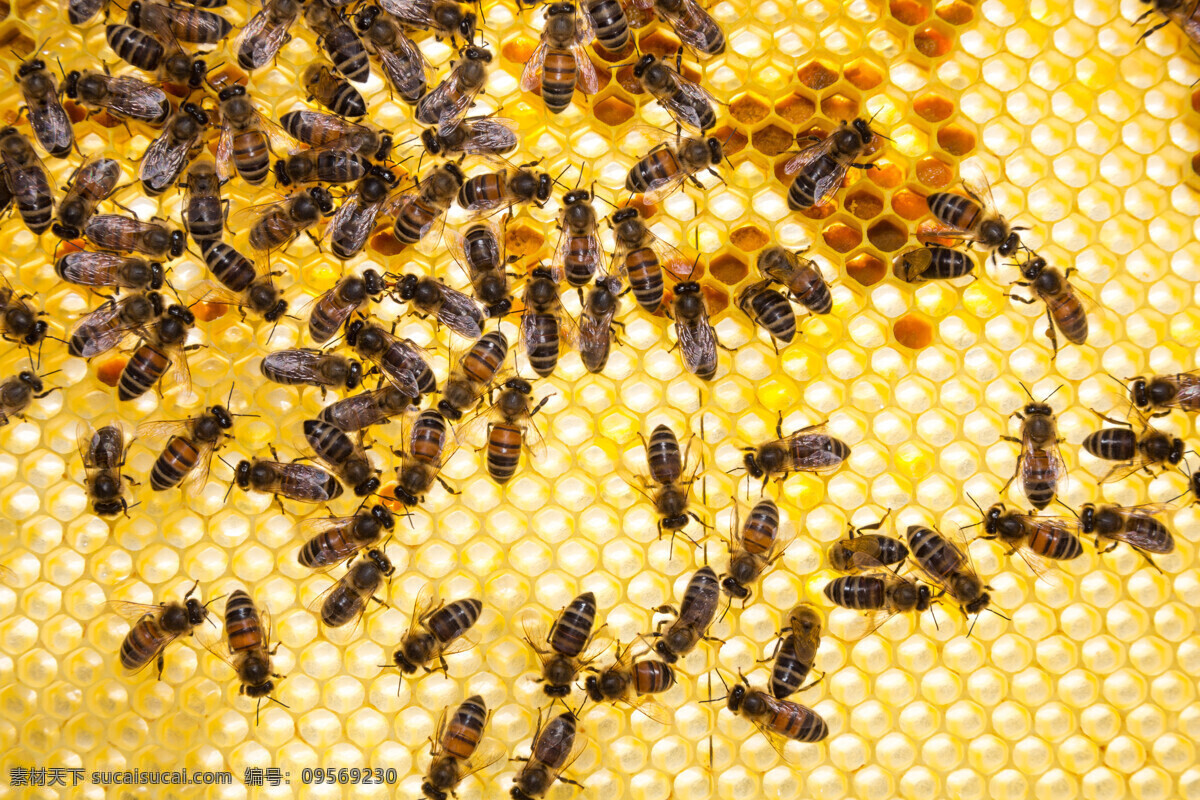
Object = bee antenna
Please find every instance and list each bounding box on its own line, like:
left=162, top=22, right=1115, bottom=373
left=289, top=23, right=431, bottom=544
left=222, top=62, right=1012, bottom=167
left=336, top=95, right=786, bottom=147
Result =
left=593, top=191, right=619, bottom=211
left=987, top=607, right=1010, bottom=622
left=965, top=492, right=985, bottom=516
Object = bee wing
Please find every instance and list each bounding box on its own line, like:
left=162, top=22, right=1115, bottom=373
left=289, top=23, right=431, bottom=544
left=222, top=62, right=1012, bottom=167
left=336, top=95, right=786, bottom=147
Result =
left=458, top=117, right=520, bottom=156
left=105, top=76, right=169, bottom=121
left=68, top=302, right=147, bottom=359
left=236, top=5, right=296, bottom=70
left=436, top=283, right=486, bottom=339
left=519, top=41, right=550, bottom=93
left=639, top=164, right=692, bottom=205
left=328, top=193, right=384, bottom=257
left=1162, top=372, right=1200, bottom=409
left=778, top=426, right=847, bottom=472
left=572, top=43, right=601, bottom=95
left=751, top=703, right=812, bottom=764
left=458, top=740, right=506, bottom=781
left=781, top=134, right=838, bottom=179
left=1106, top=517, right=1175, bottom=554
left=553, top=226, right=602, bottom=280
left=1098, top=454, right=1158, bottom=484
left=622, top=696, right=673, bottom=726
left=215, top=121, right=236, bottom=182
left=438, top=628, right=480, bottom=658
left=656, top=0, right=721, bottom=53
left=660, top=78, right=716, bottom=134
left=960, top=174, right=999, bottom=217
left=377, top=0, right=433, bottom=25
left=159, top=339, right=193, bottom=396
left=520, top=616, right=551, bottom=660
left=542, top=724, right=588, bottom=785
left=181, top=437, right=217, bottom=494
left=675, top=312, right=718, bottom=379
left=107, top=599, right=165, bottom=624
left=134, top=418, right=194, bottom=442
left=379, top=33, right=435, bottom=92
left=436, top=73, right=485, bottom=137
left=76, top=421, right=98, bottom=472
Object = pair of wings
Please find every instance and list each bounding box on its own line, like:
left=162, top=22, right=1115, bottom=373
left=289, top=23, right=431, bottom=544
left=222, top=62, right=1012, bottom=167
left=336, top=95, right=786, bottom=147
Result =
left=21, top=72, right=73, bottom=156
left=639, top=65, right=717, bottom=135
left=81, top=73, right=170, bottom=121
left=372, top=27, right=435, bottom=102
left=107, top=598, right=213, bottom=675
left=138, top=412, right=225, bottom=493
left=779, top=131, right=866, bottom=210
left=307, top=555, right=392, bottom=645
left=403, top=584, right=480, bottom=660
left=674, top=297, right=718, bottom=380
left=520, top=42, right=601, bottom=98
left=77, top=421, right=128, bottom=474
left=354, top=325, right=435, bottom=398
left=418, top=60, right=488, bottom=137
left=753, top=424, right=848, bottom=474
left=427, top=704, right=506, bottom=786
left=214, top=97, right=291, bottom=183
left=236, top=0, right=302, bottom=70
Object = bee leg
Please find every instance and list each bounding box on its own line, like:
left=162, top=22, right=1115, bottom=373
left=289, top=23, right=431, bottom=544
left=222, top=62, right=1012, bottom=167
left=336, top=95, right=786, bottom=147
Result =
left=434, top=475, right=460, bottom=495
left=1043, top=307, right=1059, bottom=358
left=156, top=652, right=165, bottom=680
left=797, top=670, right=826, bottom=693
left=557, top=777, right=584, bottom=789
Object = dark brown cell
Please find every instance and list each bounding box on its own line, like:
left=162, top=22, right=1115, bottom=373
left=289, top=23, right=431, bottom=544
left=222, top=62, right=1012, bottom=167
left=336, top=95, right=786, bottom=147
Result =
left=752, top=124, right=793, bottom=156
left=594, top=95, right=636, bottom=126
left=775, top=93, right=816, bottom=125
left=797, top=61, right=838, bottom=90
left=914, top=93, right=955, bottom=122
left=730, top=93, right=771, bottom=125
left=844, top=190, right=884, bottom=220
left=729, top=225, right=769, bottom=252
left=709, top=254, right=748, bottom=285
left=867, top=218, right=907, bottom=252
left=937, top=124, right=976, bottom=156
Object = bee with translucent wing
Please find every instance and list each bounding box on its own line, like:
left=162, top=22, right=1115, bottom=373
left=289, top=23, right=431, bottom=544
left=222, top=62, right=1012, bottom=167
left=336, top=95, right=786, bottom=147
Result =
left=922, top=176, right=1024, bottom=262
left=1080, top=502, right=1175, bottom=569
left=978, top=502, right=1083, bottom=580
left=510, top=711, right=587, bottom=800
left=827, top=510, right=907, bottom=574
left=721, top=498, right=793, bottom=603
left=650, top=565, right=721, bottom=663
left=209, top=589, right=287, bottom=724
left=78, top=422, right=133, bottom=518
left=781, top=117, right=880, bottom=211
left=390, top=584, right=483, bottom=676
left=584, top=637, right=675, bottom=724
left=236, top=0, right=305, bottom=70
left=523, top=591, right=607, bottom=698
left=15, top=56, right=73, bottom=158
left=741, top=414, right=851, bottom=491
left=1081, top=409, right=1184, bottom=483
left=298, top=504, right=395, bottom=571
left=314, top=548, right=394, bottom=641
left=906, top=523, right=993, bottom=620
left=520, top=0, right=600, bottom=114
left=421, top=694, right=505, bottom=800
left=110, top=581, right=219, bottom=678
left=1000, top=385, right=1066, bottom=511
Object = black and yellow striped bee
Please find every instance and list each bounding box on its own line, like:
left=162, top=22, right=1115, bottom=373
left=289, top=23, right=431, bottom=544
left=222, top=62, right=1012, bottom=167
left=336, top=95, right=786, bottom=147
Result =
left=781, top=118, right=879, bottom=211
left=110, top=582, right=217, bottom=678
left=520, top=1, right=601, bottom=114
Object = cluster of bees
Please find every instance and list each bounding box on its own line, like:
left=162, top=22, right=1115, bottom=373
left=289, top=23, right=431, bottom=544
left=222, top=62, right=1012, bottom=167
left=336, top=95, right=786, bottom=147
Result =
left=0, top=0, right=1195, bottom=792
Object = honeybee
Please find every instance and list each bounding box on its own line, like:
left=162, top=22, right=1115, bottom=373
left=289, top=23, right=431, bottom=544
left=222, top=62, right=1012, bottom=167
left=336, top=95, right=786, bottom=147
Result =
left=215, top=84, right=280, bottom=185
left=0, top=127, right=54, bottom=234
left=999, top=389, right=1065, bottom=511
left=68, top=291, right=161, bottom=358
left=117, top=303, right=195, bottom=401
left=421, top=115, right=519, bottom=158
left=317, top=548, right=394, bottom=636
left=138, top=101, right=208, bottom=196
left=415, top=44, right=492, bottom=133
left=278, top=110, right=393, bottom=160
left=302, top=63, right=366, bottom=118
left=768, top=603, right=822, bottom=699
left=329, top=166, right=400, bottom=260
left=511, top=711, right=586, bottom=800
left=389, top=162, right=465, bottom=249
left=260, top=348, right=363, bottom=394
left=923, top=178, right=1023, bottom=261
left=520, top=265, right=572, bottom=378
left=521, top=1, right=600, bottom=114
left=741, top=417, right=851, bottom=488
left=245, top=186, right=334, bottom=254
left=1010, top=253, right=1090, bottom=354
left=584, top=639, right=674, bottom=723
left=639, top=0, right=725, bottom=57
left=391, top=586, right=483, bottom=675
left=478, top=377, right=549, bottom=484
left=345, top=318, right=437, bottom=397
left=438, top=330, right=508, bottom=421
left=217, top=589, right=285, bottom=723
left=0, top=368, right=54, bottom=426
left=379, top=0, right=477, bottom=41
left=1128, top=371, right=1200, bottom=416
left=625, top=134, right=723, bottom=204
left=110, top=582, right=216, bottom=678
left=721, top=498, right=792, bottom=602
left=138, top=400, right=235, bottom=491
left=0, top=274, right=48, bottom=348
left=670, top=278, right=719, bottom=380
left=550, top=187, right=603, bottom=288
left=303, top=418, right=380, bottom=496
left=631, top=423, right=707, bottom=542
left=458, top=164, right=553, bottom=219
left=824, top=572, right=932, bottom=632
left=321, top=386, right=413, bottom=433
left=1136, top=0, right=1200, bottom=44
left=632, top=53, right=717, bottom=134
left=274, top=148, right=368, bottom=187
left=66, top=0, right=105, bottom=25
left=79, top=422, right=132, bottom=517
left=827, top=514, right=907, bottom=574
left=782, top=118, right=879, bottom=211
left=105, top=23, right=208, bottom=88
left=1080, top=502, right=1175, bottom=562
left=724, top=676, right=828, bottom=752
left=523, top=591, right=604, bottom=697
left=907, top=524, right=991, bottom=618
left=196, top=245, right=289, bottom=321
left=448, top=218, right=515, bottom=317
left=393, top=408, right=457, bottom=506
left=579, top=0, right=627, bottom=49
left=391, top=274, right=485, bottom=340
left=53, top=157, right=120, bottom=240
left=63, top=70, right=171, bottom=125
left=1082, top=411, right=1183, bottom=482
left=609, top=206, right=670, bottom=312
left=84, top=215, right=185, bottom=259
left=56, top=252, right=165, bottom=292
left=305, top=0, right=371, bottom=84
left=756, top=245, right=832, bottom=315
left=356, top=5, right=434, bottom=104
left=979, top=503, right=1083, bottom=576
left=237, top=0, right=304, bottom=70
left=182, top=160, right=226, bottom=246
left=577, top=274, right=624, bottom=374
left=651, top=565, right=720, bottom=663
left=299, top=504, right=395, bottom=571
left=738, top=280, right=796, bottom=347
left=307, top=270, right=385, bottom=344
left=15, top=58, right=73, bottom=158
left=232, top=448, right=345, bottom=504
left=128, top=0, right=231, bottom=43
left=893, top=245, right=976, bottom=284
left=421, top=695, right=504, bottom=800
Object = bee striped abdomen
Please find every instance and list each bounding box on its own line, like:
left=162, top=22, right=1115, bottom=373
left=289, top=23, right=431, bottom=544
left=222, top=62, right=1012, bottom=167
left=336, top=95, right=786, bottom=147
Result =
left=824, top=575, right=885, bottom=609
left=444, top=695, right=487, bottom=759
left=299, top=527, right=355, bottom=568
left=1022, top=448, right=1058, bottom=510
left=928, top=192, right=982, bottom=230
left=769, top=636, right=811, bottom=699
left=646, top=424, right=683, bottom=485
left=119, top=615, right=165, bottom=670
left=118, top=344, right=169, bottom=401
left=394, top=199, right=437, bottom=244
left=429, top=598, right=483, bottom=642
left=741, top=498, right=780, bottom=556
left=626, top=148, right=680, bottom=195
left=549, top=593, right=596, bottom=657
left=224, top=590, right=263, bottom=654
left=486, top=421, right=523, bottom=483
left=585, top=0, right=628, bottom=49
left=625, top=246, right=664, bottom=311
left=1083, top=428, right=1137, bottom=461
left=409, top=410, right=448, bottom=464
left=1049, top=292, right=1088, bottom=344
left=773, top=700, right=827, bottom=741
left=541, top=50, right=578, bottom=113
left=232, top=131, right=270, bottom=184
left=1028, top=521, right=1083, bottom=560
left=150, top=435, right=199, bottom=490
left=107, top=24, right=163, bottom=70
left=462, top=331, right=506, bottom=384
left=631, top=659, right=674, bottom=694
left=524, top=313, right=560, bottom=378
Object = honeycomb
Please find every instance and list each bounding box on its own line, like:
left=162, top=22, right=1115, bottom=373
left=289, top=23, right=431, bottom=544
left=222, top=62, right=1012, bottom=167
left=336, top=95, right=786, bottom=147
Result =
left=0, top=0, right=1198, bottom=796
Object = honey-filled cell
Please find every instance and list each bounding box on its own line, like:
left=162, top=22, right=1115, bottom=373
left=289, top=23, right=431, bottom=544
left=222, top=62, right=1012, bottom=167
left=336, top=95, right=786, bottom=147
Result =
left=0, top=0, right=1195, bottom=796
